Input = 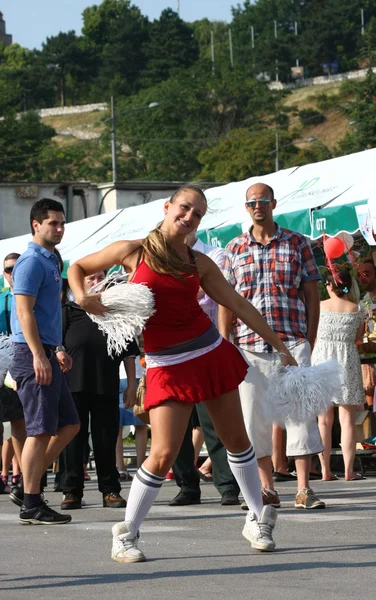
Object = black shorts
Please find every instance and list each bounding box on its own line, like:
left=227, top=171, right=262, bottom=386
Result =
left=0, top=386, right=24, bottom=423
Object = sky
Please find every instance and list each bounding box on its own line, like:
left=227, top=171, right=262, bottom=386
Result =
left=2, top=1, right=235, bottom=50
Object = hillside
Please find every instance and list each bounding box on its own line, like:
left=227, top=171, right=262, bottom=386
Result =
left=40, top=80, right=353, bottom=160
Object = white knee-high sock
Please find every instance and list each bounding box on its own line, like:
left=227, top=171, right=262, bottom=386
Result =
left=124, top=464, right=164, bottom=533
left=227, top=446, right=263, bottom=518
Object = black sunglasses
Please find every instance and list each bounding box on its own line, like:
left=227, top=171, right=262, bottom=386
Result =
left=4, top=266, right=14, bottom=274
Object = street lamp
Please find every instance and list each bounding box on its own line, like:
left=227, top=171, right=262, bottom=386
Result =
left=107, top=97, right=160, bottom=183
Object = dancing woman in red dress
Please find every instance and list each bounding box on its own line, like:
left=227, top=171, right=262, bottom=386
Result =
left=68, top=185, right=297, bottom=563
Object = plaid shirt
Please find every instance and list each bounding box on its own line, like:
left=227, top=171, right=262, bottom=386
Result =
left=222, top=224, right=321, bottom=352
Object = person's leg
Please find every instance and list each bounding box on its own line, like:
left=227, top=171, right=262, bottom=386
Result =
left=134, top=425, right=148, bottom=469
left=171, top=416, right=201, bottom=501
left=60, top=392, right=89, bottom=500
left=112, top=401, right=194, bottom=563
left=10, top=418, right=26, bottom=470
left=339, top=405, right=358, bottom=480
left=199, top=456, right=212, bottom=477
left=196, top=400, right=239, bottom=498
left=238, top=350, right=275, bottom=491
left=203, top=388, right=277, bottom=551
left=1, top=438, right=14, bottom=482
left=124, top=401, right=193, bottom=529
left=318, top=406, right=335, bottom=480
left=116, top=426, right=126, bottom=472
left=22, top=433, right=51, bottom=495
left=11, top=454, right=21, bottom=484
left=192, top=426, right=204, bottom=466
left=272, top=426, right=288, bottom=474
left=203, top=389, right=263, bottom=517
left=90, top=393, right=121, bottom=499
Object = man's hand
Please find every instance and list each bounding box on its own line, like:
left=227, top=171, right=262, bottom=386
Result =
left=33, top=353, right=53, bottom=385
left=123, top=386, right=137, bottom=409
left=56, top=351, right=72, bottom=373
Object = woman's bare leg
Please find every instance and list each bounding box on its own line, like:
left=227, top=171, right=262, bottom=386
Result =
left=339, top=405, right=358, bottom=480
left=318, top=406, right=334, bottom=480
left=134, top=425, right=148, bottom=469
left=203, top=389, right=263, bottom=518
left=192, top=426, right=204, bottom=465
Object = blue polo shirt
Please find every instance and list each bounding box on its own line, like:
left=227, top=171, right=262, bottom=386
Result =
left=11, top=242, right=62, bottom=346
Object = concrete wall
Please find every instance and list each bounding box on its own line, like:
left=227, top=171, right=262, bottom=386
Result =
left=269, top=66, right=376, bottom=91
left=0, top=181, right=220, bottom=239
left=0, top=183, right=100, bottom=239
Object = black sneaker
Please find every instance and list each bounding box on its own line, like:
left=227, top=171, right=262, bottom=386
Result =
left=20, top=500, right=72, bottom=525
left=9, top=484, right=24, bottom=507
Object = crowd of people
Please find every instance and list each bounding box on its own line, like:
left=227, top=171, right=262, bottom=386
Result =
left=0, top=187, right=374, bottom=564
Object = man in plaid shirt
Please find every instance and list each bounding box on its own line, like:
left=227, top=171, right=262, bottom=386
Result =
left=219, top=182, right=325, bottom=510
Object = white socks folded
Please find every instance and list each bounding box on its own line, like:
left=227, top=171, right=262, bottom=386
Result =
left=124, top=464, right=164, bottom=533
left=227, top=445, right=263, bottom=518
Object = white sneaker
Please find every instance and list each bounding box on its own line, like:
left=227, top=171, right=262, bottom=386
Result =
left=111, top=521, right=146, bottom=563
left=242, top=505, right=277, bottom=551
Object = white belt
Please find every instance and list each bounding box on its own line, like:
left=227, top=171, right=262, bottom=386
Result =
left=145, top=335, right=223, bottom=369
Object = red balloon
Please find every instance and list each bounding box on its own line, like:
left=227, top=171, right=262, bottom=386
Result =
left=323, top=237, right=345, bottom=259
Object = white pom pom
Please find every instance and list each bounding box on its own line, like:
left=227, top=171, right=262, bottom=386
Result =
left=0, top=335, right=14, bottom=385
left=266, top=359, right=343, bottom=425
left=87, top=274, right=155, bottom=356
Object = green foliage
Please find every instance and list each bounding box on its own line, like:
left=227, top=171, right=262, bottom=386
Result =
left=110, top=64, right=285, bottom=181
left=198, top=129, right=298, bottom=182
left=299, top=108, right=325, bottom=126
left=141, top=9, right=198, bottom=87
left=335, top=69, right=376, bottom=154
left=0, top=112, right=55, bottom=180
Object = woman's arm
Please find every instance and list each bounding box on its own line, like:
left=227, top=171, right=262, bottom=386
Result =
left=197, top=254, right=296, bottom=364
left=67, top=240, right=142, bottom=314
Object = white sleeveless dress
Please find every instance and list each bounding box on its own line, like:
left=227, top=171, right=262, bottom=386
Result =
left=311, top=310, right=365, bottom=405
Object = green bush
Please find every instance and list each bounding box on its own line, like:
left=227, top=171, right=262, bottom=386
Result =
left=299, top=108, right=325, bottom=126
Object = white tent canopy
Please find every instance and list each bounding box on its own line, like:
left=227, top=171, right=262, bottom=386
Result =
left=0, top=147, right=374, bottom=267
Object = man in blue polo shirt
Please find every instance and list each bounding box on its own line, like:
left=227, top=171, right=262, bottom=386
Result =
left=10, top=198, right=80, bottom=525
left=0, top=252, right=26, bottom=491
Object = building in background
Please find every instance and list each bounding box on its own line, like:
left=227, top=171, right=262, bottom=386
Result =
left=0, top=12, right=12, bottom=46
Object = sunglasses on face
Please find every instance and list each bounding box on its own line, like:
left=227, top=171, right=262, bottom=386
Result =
left=245, top=197, right=272, bottom=209
left=4, top=266, right=14, bottom=274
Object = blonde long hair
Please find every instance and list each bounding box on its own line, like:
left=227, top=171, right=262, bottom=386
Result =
left=142, top=185, right=207, bottom=278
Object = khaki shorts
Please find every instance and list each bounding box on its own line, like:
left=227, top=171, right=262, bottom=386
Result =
left=238, top=340, right=323, bottom=459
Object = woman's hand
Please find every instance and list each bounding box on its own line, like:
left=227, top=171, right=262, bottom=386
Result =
left=279, top=352, right=298, bottom=368
left=76, top=293, right=107, bottom=316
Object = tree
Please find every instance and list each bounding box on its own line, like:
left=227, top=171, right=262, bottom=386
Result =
left=82, top=0, right=149, bottom=97
left=335, top=69, right=376, bottom=155
left=0, top=111, right=55, bottom=180
left=40, top=31, right=90, bottom=106
left=142, top=9, right=198, bottom=87
left=109, top=63, right=286, bottom=181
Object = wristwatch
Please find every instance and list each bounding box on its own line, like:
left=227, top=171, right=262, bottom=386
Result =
left=55, top=345, right=66, bottom=353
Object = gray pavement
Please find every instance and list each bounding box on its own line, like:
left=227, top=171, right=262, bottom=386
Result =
left=1, top=472, right=376, bottom=600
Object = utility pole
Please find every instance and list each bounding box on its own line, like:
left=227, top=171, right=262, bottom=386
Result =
left=251, top=25, right=255, bottom=72
left=361, top=8, right=365, bottom=36
left=211, top=30, right=215, bottom=76
left=177, top=0, right=180, bottom=15
left=295, top=21, right=299, bottom=67
left=274, top=20, right=279, bottom=83
left=111, top=96, right=117, bottom=184
left=275, top=129, right=279, bottom=172
left=229, top=28, right=234, bottom=68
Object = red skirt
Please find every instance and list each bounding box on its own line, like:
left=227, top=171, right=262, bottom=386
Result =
left=144, top=338, right=248, bottom=409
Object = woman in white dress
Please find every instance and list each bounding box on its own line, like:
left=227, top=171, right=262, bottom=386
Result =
left=312, top=269, right=365, bottom=481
